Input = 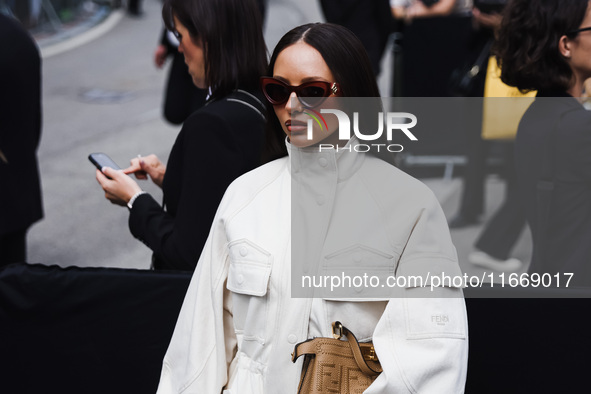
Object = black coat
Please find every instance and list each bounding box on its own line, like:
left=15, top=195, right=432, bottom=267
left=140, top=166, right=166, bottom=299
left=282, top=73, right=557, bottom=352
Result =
left=0, top=14, right=43, bottom=235
left=516, top=90, right=591, bottom=286
left=128, top=90, right=266, bottom=270
left=320, top=0, right=393, bottom=75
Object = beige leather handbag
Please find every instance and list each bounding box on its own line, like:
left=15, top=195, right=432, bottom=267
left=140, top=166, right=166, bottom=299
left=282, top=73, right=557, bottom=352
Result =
left=292, top=321, right=382, bottom=393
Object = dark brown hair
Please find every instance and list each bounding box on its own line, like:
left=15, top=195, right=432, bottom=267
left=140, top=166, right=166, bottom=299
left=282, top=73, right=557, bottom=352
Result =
left=162, top=0, right=267, bottom=100
left=495, top=0, right=588, bottom=92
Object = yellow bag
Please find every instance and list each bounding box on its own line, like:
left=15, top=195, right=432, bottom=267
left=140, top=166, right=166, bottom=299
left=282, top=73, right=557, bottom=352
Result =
left=481, top=57, right=536, bottom=140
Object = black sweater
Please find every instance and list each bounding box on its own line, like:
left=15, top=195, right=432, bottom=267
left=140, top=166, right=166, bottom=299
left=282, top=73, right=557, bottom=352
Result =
left=129, top=90, right=266, bottom=270
left=516, top=90, right=591, bottom=285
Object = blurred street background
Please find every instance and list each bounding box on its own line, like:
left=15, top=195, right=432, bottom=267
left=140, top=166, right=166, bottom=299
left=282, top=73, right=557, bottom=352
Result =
left=3, top=0, right=532, bottom=274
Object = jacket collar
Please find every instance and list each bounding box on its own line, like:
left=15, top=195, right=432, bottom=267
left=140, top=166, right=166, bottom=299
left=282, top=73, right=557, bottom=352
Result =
left=286, top=137, right=365, bottom=182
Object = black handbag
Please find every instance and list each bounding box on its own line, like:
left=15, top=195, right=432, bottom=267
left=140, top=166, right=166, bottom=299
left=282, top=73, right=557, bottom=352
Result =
left=448, top=39, right=493, bottom=97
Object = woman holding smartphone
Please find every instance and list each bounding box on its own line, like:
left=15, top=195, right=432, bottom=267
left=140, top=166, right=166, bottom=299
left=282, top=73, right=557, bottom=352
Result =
left=156, top=23, right=468, bottom=393
left=95, top=0, right=267, bottom=271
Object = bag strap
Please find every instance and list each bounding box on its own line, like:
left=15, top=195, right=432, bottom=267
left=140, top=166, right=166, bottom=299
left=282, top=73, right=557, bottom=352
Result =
left=292, top=338, right=317, bottom=362
left=225, top=89, right=266, bottom=122
left=336, top=322, right=382, bottom=376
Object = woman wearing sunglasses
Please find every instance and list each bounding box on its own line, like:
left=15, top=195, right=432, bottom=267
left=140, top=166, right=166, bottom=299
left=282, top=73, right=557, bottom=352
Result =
left=495, top=0, right=591, bottom=285
left=94, top=0, right=267, bottom=271
left=156, top=23, right=467, bottom=393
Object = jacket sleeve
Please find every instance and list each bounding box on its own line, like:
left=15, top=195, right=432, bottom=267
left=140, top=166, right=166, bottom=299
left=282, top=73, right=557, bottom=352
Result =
left=129, top=111, right=244, bottom=270
left=366, top=192, right=468, bottom=393
left=156, top=213, right=237, bottom=394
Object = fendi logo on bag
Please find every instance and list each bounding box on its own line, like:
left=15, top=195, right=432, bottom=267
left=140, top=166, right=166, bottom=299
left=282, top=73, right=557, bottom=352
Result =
left=313, top=363, right=375, bottom=392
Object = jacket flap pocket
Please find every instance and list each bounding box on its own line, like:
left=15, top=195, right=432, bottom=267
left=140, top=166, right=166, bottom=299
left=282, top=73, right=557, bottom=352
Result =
left=227, top=239, right=272, bottom=296
left=324, top=244, right=395, bottom=270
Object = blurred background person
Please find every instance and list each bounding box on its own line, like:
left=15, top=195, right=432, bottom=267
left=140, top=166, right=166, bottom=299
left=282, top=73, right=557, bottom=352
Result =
left=388, top=0, right=474, bottom=207
left=320, top=0, right=394, bottom=77
left=447, top=1, right=527, bottom=272
left=95, top=0, right=268, bottom=271
left=0, top=13, right=44, bottom=267
left=391, top=0, right=468, bottom=20
left=496, top=0, right=591, bottom=285
left=448, top=2, right=502, bottom=228
left=153, top=26, right=207, bottom=125
left=128, top=0, right=142, bottom=16
left=390, top=0, right=473, bottom=96
left=153, top=0, right=268, bottom=126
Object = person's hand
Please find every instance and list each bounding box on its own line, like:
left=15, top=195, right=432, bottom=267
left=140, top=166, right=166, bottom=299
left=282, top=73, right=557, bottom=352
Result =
left=391, top=6, right=408, bottom=20
left=96, top=167, right=143, bottom=207
left=123, top=154, right=166, bottom=188
left=154, top=45, right=168, bottom=68
left=472, top=7, right=502, bottom=30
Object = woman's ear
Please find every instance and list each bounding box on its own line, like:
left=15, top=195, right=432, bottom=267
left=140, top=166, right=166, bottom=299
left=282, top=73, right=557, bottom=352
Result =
left=559, top=35, right=572, bottom=59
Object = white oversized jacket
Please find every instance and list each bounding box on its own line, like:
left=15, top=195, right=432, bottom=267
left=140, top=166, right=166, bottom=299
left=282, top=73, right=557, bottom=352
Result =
left=156, top=141, right=468, bottom=394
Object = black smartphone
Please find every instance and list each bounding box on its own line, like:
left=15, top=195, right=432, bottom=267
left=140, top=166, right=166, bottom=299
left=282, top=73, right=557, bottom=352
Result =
left=89, top=152, right=121, bottom=173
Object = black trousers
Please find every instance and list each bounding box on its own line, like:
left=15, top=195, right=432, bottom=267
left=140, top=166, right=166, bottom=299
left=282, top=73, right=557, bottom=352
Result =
left=457, top=129, right=488, bottom=219
left=0, top=229, right=26, bottom=267
left=454, top=30, right=494, bottom=218
left=474, top=142, right=527, bottom=260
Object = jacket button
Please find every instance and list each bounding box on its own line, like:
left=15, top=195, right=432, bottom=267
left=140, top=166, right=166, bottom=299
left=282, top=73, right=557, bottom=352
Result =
left=237, top=274, right=245, bottom=285
left=288, top=334, right=298, bottom=344
left=239, top=246, right=248, bottom=257
left=316, top=195, right=325, bottom=205
left=318, top=157, right=328, bottom=168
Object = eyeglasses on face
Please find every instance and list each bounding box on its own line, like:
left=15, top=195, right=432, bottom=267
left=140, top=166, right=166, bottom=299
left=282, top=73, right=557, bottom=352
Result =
left=172, top=29, right=182, bottom=41
left=566, top=26, right=591, bottom=37
left=260, top=77, right=339, bottom=108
